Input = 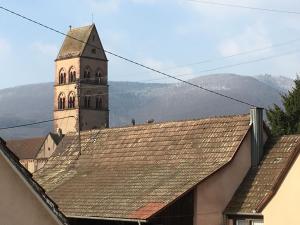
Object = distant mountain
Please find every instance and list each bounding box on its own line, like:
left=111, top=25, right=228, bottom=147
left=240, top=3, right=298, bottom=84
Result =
left=0, top=74, right=293, bottom=139
left=255, top=74, right=294, bottom=92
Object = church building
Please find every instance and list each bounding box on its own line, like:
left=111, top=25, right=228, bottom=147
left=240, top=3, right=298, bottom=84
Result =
left=53, top=24, right=109, bottom=134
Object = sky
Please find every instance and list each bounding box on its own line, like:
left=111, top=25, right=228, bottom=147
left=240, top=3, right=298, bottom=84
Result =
left=1, top=0, right=300, bottom=89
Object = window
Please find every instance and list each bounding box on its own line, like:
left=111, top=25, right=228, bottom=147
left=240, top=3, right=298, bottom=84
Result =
left=91, top=48, right=96, bottom=54
left=236, top=219, right=264, bottom=225
left=59, top=68, right=66, bottom=84
left=68, top=92, right=76, bottom=108
left=252, top=220, right=264, bottom=225
left=58, top=93, right=66, bottom=110
left=84, top=66, right=91, bottom=79
left=69, top=67, right=76, bottom=83
left=236, top=220, right=249, bottom=225
left=84, top=96, right=91, bottom=108
left=95, top=70, right=102, bottom=78
left=95, top=69, right=106, bottom=85
left=96, top=97, right=103, bottom=110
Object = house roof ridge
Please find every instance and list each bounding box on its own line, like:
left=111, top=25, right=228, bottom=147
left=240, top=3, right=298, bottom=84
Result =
left=73, top=113, right=250, bottom=134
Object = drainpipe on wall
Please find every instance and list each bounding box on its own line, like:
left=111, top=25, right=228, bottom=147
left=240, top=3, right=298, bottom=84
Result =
left=250, top=107, right=264, bottom=167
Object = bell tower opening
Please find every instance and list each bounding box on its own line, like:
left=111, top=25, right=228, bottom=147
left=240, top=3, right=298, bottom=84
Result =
left=53, top=24, right=109, bottom=134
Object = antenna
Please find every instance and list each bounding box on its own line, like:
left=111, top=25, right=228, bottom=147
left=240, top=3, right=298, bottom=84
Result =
left=76, top=79, right=82, bottom=155
left=92, top=13, right=94, bottom=24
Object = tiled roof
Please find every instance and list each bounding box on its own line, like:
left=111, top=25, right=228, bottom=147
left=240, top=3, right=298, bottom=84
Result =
left=56, top=25, right=93, bottom=60
left=6, top=136, right=45, bottom=159
left=225, top=135, right=300, bottom=214
left=34, top=114, right=251, bottom=220
left=0, top=138, right=69, bottom=225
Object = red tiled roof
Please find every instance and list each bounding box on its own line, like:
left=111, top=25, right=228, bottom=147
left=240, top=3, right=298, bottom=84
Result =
left=34, top=114, right=250, bottom=220
left=225, top=135, right=300, bottom=214
left=6, top=136, right=45, bottom=159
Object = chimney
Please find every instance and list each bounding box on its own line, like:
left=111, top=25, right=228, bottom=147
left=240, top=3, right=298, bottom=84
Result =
left=131, top=119, right=136, bottom=126
left=250, top=107, right=264, bottom=167
left=57, top=128, right=63, bottom=137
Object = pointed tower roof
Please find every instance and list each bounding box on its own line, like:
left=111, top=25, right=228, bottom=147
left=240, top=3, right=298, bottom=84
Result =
left=56, top=24, right=107, bottom=61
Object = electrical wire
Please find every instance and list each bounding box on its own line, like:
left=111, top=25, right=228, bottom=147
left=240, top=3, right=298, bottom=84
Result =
left=187, top=0, right=300, bottom=15
left=0, top=5, right=258, bottom=107
left=122, top=36, right=300, bottom=79
left=139, top=48, right=300, bottom=82
left=0, top=116, right=75, bottom=131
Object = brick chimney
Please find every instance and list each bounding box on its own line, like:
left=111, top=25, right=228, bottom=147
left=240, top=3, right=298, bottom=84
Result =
left=250, top=107, right=264, bottom=167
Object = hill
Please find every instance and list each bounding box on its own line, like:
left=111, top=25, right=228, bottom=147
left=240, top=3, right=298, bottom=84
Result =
left=0, top=74, right=293, bottom=139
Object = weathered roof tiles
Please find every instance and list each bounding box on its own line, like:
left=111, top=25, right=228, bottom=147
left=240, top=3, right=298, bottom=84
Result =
left=34, top=114, right=251, bottom=220
left=7, top=136, right=45, bottom=159
left=225, top=134, right=300, bottom=214
left=56, top=25, right=92, bottom=60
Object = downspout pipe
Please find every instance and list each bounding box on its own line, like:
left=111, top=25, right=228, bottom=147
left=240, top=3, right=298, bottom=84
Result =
left=250, top=107, right=264, bottom=167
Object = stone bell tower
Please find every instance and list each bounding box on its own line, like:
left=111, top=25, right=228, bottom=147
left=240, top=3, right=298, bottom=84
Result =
left=53, top=24, right=109, bottom=134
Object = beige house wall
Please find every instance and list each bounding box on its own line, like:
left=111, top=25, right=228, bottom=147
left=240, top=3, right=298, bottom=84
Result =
left=0, top=151, right=63, bottom=225
left=36, top=134, right=59, bottom=159
left=20, top=159, right=35, bottom=173
left=194, top=132, right=252, bottom=225
left=53, top=109, right=78, bottom=134
left=18, top=134, right=60, bottom=173
left=20, top=158, right=49, bottom=173
left=262, top=154, right=300, bottom=225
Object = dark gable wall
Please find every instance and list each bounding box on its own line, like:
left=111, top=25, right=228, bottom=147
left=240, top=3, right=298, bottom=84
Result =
left=69, top=190, right=194, bottom=225
left=149, top=190, right=194, bottom=225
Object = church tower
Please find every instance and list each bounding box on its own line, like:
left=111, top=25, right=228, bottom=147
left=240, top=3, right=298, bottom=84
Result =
left=53, top=24, right=109, bottom=134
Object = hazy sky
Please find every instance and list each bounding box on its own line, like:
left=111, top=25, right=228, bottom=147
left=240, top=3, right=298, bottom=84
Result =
left=1, top=0, right=300, bottom=89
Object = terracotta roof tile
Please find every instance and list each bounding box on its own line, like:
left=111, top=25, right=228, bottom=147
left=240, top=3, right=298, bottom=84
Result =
left=225, top=135, right=300, bottom=214
left=34, top=114, right=250, bottom=220
left=6, top=136, right=45, bottom=159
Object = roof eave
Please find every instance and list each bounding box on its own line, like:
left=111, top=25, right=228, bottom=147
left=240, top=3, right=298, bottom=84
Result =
left=69, top=215, right=147, bottom=223
left=225, top=212, right=263, bottom=216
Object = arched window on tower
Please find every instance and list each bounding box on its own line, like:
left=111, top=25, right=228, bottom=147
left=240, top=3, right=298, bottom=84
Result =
left=58, top=93, right=66, bottom=110
left=69, top=67, right=76, bottom=83
left=95, top=69, right=106, bottom=85
left=68, top=92, right=76, bottom=109
left=96, top=97, right=103, bottom=110
left=84, top=66, right=91, bottom=79
left=59, top=68, right=66, bottom=84
left=84, top=96, right=91, bottom=108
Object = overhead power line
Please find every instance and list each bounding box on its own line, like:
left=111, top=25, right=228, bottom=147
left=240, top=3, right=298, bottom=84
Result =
left=140, top=48, right=300, bottom=82
left=0, top=116, right=75, bottom=131
left=156, top=37, right=300, bottom=70
left=121, top=36, right=300, bottom=81
left=187, top=0, right=300, bottom=15
left=1, top=5, right=258, bottom=107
